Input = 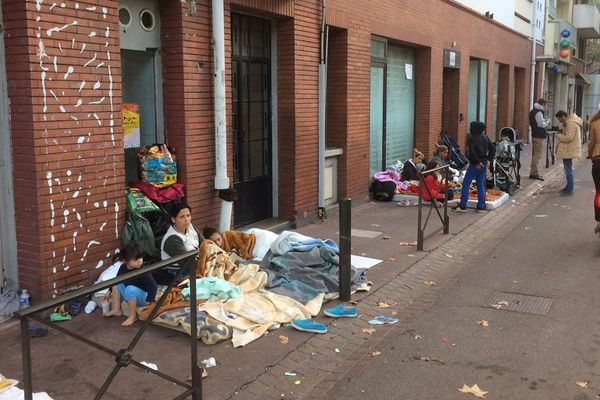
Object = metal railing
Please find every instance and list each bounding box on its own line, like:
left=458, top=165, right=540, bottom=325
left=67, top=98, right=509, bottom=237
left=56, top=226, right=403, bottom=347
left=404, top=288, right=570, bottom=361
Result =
left=16, top=250, right=203, bottom=400
left=417, top=164, right=451, bottom=251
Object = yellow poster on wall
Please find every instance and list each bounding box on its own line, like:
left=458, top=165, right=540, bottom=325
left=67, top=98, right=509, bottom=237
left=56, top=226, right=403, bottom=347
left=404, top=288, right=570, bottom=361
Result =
left=123, top=103, right=140, bottom=149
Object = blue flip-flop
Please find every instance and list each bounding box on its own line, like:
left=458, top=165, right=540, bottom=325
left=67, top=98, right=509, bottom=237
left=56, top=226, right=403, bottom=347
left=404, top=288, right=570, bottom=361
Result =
left=323, top=304, right=358, bottom=318
left=290, top=318, right=328, bottom=334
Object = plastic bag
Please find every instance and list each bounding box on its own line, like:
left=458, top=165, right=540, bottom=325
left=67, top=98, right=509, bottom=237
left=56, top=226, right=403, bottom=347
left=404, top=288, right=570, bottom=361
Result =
left=138, top=144, right=177, bottom=188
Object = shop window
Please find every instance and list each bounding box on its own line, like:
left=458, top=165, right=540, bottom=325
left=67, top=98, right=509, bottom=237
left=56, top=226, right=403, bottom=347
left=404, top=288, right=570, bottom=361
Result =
left=369, top=39, right=415, bottom=176
left=468, top=58, right=488, bottom=125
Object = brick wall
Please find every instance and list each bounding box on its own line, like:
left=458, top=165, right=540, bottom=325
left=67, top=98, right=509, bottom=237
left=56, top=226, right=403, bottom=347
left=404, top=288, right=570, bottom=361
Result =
left=3, top=0, right=124, bottom=298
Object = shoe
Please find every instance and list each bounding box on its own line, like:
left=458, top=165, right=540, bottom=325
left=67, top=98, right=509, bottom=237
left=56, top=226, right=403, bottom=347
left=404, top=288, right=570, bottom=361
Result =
left=28, top=323, right=48, bottom=338
left=452, top=206, right=467, bottom=213
left=476, top=207, right=486, bottom=213
left=529, top=174, right=545, bottom=181
left=290, top=318, right=328, bottom=334
left=324, top=304, right=358, bottom=318
left=558, top=187, right=567, bottom=193
left=559, top=191, right=574, bottom=197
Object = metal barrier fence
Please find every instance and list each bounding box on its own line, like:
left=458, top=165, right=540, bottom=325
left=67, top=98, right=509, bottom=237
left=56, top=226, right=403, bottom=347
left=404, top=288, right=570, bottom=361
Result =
left=417, top=164, right=451, bottom=251
left=16, top=250, right=203, bottom=400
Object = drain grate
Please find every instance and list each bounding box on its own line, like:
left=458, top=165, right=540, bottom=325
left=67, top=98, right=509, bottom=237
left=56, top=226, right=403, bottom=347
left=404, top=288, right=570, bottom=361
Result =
left=484, top=292, right=553, bottom=315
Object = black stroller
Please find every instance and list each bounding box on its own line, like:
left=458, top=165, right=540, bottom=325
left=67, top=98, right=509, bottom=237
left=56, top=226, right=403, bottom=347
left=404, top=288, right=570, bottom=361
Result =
left=440, top=132, right=468, bottom=170
left=491, top=127, right=522, bottom=195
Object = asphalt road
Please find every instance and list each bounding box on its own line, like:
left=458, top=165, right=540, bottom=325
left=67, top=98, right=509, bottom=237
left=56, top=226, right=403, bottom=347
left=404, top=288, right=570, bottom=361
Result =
left=328, top=162, right=600, bottom=400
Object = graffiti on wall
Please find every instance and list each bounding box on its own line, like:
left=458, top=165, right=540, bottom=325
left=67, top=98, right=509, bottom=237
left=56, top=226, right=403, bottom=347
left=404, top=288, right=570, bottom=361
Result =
left=34, top=1, right=120, bottom=295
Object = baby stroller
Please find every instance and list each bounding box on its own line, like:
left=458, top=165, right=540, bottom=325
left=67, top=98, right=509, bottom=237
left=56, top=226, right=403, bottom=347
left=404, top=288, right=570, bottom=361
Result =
left=491, top=127, right=523, bottom=195
left=440, top=131, right=468, bottom=170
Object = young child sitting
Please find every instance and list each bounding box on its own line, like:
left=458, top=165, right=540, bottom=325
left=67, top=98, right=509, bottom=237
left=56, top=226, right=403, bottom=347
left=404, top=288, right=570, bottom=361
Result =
left=422, top=160, right=454, bottom=203
left=103, top=241, right=157, bottom=327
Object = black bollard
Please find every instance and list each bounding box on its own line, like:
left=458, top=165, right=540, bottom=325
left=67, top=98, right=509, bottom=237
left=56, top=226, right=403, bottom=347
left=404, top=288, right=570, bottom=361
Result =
left=339, top=198, right=352, bottom=302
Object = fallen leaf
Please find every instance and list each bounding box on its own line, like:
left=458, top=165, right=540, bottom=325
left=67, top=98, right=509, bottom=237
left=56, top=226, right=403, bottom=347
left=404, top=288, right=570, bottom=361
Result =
left=388, top=257, right=397, bottom=262
left=524, top=226, right=531, bottom=230
left=497, top=301, right=509, bottom=306
left=534, top=214, right=547, bottom=218
left=377, top=301, right=391, bottom=308
left=576, top=381, right=588, bottom=388
left=407, top=254, right=415, bottom=257
left=414, top=334, right=422, bottom=340
left=391, top=311, right=398, bottom=316
left=399, top=241, right=417, bottom=246
left=444, top=253, right=453, bottom=258
left=294, top=380, right=301, bottom=385
left=369, top=351, right=382, bottom=357
left=423, top=280, right=437, bottom=286
left=458, top=384, right=488, bottom=398
left=362, top=328, right=376, bottom=335
left=477, top=320, right=489, bottom=327
left=489, top=304, right=502, bottom=309
left=278, top=335, right=289, bottom=344
left=383, top=235, right=391, bottom=240
left=360, top=252, right=367, bottom=256
left=371, top=224, right=380, bottom=227
left=413, top=355, right=445, bottom=365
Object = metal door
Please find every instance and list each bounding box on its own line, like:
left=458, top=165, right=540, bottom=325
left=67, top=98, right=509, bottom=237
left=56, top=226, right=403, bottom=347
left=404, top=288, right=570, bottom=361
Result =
left=231, top=14, right=272, bottom=227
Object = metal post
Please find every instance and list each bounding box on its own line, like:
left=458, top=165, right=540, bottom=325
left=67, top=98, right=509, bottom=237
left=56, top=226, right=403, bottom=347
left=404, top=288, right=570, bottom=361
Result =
left=417, top=175, right=424, bottom=251
left=189, top=260, right=202, bottom=400
left=21, top=316, right=33, bottom=400
left=339, top=198, right=352, bottom=302
left=443, top=168, right=450, bottom=234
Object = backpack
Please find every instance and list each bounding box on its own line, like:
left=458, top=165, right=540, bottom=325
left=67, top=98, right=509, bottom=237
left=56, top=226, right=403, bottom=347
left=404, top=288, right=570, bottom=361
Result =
left=122, top=210, right=159, bottom=261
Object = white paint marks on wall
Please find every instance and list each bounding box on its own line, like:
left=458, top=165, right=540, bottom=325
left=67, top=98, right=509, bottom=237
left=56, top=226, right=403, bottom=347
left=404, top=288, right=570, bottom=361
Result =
left=63, top=65, right=74, bottom=79
left=84, top=53, right=97, bottom=67
left=95, top=260, right=104, bottom=269
left=47, top=21, right=78, bottom=37
left=114, top=202, right=120, bottom=239
left=100, top=222, right=107, bottom=231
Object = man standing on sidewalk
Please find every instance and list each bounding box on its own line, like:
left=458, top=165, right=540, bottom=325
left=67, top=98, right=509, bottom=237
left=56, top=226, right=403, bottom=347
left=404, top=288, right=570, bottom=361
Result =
left=529, top=98, right=550, bottom=181
left=555, top=110, right=582, bottom=196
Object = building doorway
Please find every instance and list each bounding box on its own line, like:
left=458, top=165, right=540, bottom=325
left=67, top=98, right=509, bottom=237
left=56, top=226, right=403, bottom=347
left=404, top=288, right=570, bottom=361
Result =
left=0, top=0, right=17, bottom=292
left=231, top=13, right=273, bottom=227
left=442, top=67, right=460, bottom=139
left=119, top=0, right=164, bottom=183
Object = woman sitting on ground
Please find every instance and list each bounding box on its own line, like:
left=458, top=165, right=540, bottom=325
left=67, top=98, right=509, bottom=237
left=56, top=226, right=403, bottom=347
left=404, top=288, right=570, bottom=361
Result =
left=401, top=149, right=425, bottom=181
left=103, top=241, right=157, bottom=327
left=159, top=202, right=203, bottom=280
left=431, top=144, right=459, bottom=177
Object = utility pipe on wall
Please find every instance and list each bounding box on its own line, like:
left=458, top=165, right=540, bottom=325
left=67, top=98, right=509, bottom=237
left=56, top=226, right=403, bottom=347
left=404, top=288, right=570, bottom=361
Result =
left=528, top=0, right=538, bottom=143
left=212, top=0, right=232, bottom=230
left=318, top=0, right=327, bottom=209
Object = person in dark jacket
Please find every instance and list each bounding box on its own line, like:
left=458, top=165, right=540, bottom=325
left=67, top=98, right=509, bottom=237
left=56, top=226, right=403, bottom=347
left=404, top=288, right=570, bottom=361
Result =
left=529, top=98, right=550, bottom=180
left=453, top=121, right=496, bottom=212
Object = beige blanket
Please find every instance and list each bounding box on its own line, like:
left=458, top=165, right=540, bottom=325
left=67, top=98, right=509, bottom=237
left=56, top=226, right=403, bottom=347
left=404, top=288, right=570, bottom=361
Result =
left=198, top=244, right=323, bottom=347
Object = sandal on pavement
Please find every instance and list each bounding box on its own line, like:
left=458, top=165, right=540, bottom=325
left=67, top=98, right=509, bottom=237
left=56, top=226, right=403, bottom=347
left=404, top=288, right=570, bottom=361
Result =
left=290, top=318, right=328, bottom=334
left=323, top=304, right=358, bottom=318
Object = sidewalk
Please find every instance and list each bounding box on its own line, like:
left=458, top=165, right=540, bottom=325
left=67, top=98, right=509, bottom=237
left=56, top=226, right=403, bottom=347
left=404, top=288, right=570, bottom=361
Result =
left=0, top=143, right=569, bottom=400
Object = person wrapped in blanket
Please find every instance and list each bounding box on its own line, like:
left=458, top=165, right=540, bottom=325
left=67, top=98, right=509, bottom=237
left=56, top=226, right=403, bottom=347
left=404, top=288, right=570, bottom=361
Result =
left=422, top=160, right=454, bottom=205
left=157, top=202, right=204, bottom=283
left=103, top=241, right=157, bottom=327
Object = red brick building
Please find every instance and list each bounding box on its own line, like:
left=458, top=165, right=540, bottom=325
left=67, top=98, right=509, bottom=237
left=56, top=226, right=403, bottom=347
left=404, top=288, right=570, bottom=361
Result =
left=0, top=0, right=533, bottom=299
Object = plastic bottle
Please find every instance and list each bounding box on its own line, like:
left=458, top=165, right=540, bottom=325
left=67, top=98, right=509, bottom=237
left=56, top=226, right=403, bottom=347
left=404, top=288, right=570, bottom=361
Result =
left=20, top=289, right=31, bottom=310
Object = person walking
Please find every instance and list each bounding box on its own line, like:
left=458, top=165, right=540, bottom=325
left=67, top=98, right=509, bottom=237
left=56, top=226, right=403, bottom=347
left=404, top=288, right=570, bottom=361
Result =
left=453, top=121, right=495, bottom=212
left=587, top=110, right=600, bottom=232
left=555, top=110, right=582, bottom=196
left=529, top=98, right=550, bottom=181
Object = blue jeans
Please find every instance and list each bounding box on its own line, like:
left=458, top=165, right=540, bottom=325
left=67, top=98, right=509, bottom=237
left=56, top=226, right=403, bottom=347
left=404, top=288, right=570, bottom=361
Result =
left=116, top=283, right=148, bottom=307
left=563, top=159, right=574, bottom=193
left=459, top=164, right=487, bottom=210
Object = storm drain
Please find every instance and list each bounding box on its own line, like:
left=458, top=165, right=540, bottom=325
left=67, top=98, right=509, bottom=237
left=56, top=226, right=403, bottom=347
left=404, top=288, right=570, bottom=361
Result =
left=484, top=292, right=553, bottom=316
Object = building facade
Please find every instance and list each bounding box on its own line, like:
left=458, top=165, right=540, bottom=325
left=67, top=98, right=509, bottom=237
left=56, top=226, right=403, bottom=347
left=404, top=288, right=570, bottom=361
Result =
left=0, top=0, right=534, bottom=299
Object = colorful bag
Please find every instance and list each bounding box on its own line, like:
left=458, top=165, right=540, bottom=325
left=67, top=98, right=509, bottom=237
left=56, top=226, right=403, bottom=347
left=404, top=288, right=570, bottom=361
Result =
left=138, top=144, right=177, bottom=188
left=126, top=188, right=160, bottom=214
left=129, top=181, right=185, bottom=204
